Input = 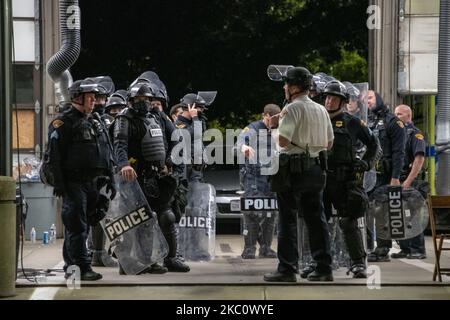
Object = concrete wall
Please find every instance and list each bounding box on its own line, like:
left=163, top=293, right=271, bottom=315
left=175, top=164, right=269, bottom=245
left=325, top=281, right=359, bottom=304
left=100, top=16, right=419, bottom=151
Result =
left=369, top=0, right=401, bottom=109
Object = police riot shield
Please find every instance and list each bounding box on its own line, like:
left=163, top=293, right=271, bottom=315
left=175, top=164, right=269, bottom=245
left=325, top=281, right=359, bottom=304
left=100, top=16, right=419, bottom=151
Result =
left=267, top=65, right=294, bottom=81
left=328, top=216, right=350, bottom=269
left=101, top=174, right=169, bottom=275
left=297, top=217, right=312, bottom=269
left=368, top=185, right=429, bottom=240
left=178, top=182, right=216, bottom=261
left=345, top=82, right=369, bottom=124
left=363, top=169, right=377, bottom=192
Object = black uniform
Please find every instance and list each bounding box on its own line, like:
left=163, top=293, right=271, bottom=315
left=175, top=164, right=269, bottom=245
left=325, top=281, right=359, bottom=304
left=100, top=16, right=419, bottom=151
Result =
left=47, top=107, right=113, bottom=274
left=89, top=111, right=118, bottom=267
left=397, top=122, right=428, bottom=255
left=367, top=94, right=406, bottom=258
left=174, top=114, right=204, bottom=182
left=113, top=107, right=186, bottom=268
left=324, top=111, right=378, bottom=271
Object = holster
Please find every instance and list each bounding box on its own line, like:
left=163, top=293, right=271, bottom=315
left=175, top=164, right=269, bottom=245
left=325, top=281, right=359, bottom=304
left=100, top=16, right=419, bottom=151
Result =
left=319, top=151, right=328, bottom=171
left=269, top=153, right=291, bottom=192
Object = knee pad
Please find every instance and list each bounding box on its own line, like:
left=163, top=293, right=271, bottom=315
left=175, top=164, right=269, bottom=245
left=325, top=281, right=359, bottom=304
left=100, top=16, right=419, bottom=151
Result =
left=158, top=209, right=176, bottom=229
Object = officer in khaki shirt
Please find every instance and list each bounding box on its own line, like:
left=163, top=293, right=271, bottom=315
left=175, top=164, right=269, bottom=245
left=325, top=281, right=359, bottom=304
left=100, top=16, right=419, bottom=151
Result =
left=264, top=67, right=334, bottom=282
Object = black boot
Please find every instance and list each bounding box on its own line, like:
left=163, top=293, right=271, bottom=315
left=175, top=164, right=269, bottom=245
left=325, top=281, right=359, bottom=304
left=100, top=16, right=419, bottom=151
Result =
left=164, top=257, right=190, bottom=272
left=300, top=262, right=316, bottom=279
left=307, top=270, right=333, bottom=282
left=163, top=223, right=190, bottom=272
left=90, top=224, right=118, bottom=267
left=258, top=245, right=277, bottom=258
left=346, top=263, right=367, bottom=279
left=241, top=247, right=256, bottom=259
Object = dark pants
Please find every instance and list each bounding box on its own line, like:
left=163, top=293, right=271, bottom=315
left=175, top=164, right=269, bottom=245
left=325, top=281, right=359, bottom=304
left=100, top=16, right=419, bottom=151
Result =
left=276, top=164, right=332, bottom=274
left=324, top=175, right=367, bottom=264
left=398, top=233, right=426, bottom=254
left=61, top=181, right=99, bottom=273
left=140, top=173, right=178, bottom=258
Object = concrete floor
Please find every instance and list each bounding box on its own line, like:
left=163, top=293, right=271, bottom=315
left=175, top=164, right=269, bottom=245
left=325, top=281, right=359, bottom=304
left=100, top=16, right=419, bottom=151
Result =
left=4, top=235, right=450, bottom=300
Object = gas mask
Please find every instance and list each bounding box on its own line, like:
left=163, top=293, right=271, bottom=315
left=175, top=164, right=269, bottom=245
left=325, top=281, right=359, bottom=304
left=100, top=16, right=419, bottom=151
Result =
left=132, top=100, right=151, bottom=116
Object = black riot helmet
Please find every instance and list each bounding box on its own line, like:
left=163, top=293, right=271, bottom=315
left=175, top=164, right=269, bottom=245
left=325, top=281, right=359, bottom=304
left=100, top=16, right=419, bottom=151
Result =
left=127, top=82, right=154, bottom=100
left=111, top=89, right=128, bottom=101
left=68, top=79, right=100, bottom=101
left=127, top=83, right=154, bottom=116
left=282, top=67, right=313, bottom=90
left=324, top=80, right=349, bottom=103
left=180, top=93, right=207, bottom=109
left=105, top=95, right=127, bottom=113
left=149, top=80, right=169, bottom=105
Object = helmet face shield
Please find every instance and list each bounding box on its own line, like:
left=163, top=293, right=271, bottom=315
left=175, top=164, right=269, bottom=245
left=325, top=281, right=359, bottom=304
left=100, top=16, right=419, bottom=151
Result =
left=197, top=91, right=217, bottom=107
left=267, top=65, right=294, bottom=82
left=69, top=80, right=101, bottom=101
left=345, top=82, right=369, bottom=123
left=324, top=80, right=349, bottom=102
left=79, top=83, right=100, bottom=94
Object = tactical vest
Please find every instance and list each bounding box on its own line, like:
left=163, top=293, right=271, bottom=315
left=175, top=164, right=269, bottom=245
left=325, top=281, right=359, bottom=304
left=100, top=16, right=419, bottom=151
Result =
left=371, top=113, right=392, bottom=161
left=63, top=117, right=111, bottom=171
left=328, top=116, right=355, bottom=167
left=141, top=115, right=166, bottom=165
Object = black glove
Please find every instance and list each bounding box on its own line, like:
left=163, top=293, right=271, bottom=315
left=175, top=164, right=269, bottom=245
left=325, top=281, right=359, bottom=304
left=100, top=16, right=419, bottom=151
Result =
left=93, top=176, right=117, bottom=200
left=53, top=185, right=66, bottom=198
left=354, top=159, right=369, bottom=172
left=88, top=194, right=109, bottom=226
left=106, top=176, right=117, bottom=200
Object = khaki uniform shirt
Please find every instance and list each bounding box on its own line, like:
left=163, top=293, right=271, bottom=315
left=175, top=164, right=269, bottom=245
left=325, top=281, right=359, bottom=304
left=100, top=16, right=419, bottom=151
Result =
left=278, top=95, right=334, bottom=157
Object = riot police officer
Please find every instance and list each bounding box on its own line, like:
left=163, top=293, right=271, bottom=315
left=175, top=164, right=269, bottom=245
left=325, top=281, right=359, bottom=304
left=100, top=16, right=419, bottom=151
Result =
left=105, top=93, right=127, bottom=118
left=391, top=104, right=428, bottom=259
left=89, top=76, right=115, bottom=125
left=84, top=76, right=118, bottom=268
left=46, top=79, right=115, bottom=281
left=322, top=81, right=379, bottom=278
left=343, top=81, right=363, bottom=119
left=237, top=104, right=281, bottom=259
left=175, top=94, right=208, bottom=182
left=264, top=67, right=334, bottom=282
left=113, top=82, right=190, bottom=273
left=367, top=91, right=406, bottom=262
left=170, top=104, right=183, bottom=123
left=150, top=80, right=170, bottom=113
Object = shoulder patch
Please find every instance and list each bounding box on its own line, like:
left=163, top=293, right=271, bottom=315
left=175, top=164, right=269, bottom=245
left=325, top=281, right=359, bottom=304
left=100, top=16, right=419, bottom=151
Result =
left=176, top=123, right=186, bottom=129
left=52, top=119, right=64, bottom=129
left=415, top=133, right=424, bottom=140
left=397, top=120, right=405, bottom=129
left=242, top=127, right=250, bottom=133
left=280, top=108, right=288, bottom=119
left=360, top=120, right=366, bottom=127
left=335, top=121, right=343, bottom=128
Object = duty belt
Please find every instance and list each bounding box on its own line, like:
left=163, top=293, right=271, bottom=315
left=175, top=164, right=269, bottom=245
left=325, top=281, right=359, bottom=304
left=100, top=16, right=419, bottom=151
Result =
left=280, top=153, right=320, bottom=174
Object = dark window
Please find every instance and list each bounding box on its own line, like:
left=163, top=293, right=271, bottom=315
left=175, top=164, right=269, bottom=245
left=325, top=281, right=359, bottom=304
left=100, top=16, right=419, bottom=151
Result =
left=14, top=64, right=34, bottom=105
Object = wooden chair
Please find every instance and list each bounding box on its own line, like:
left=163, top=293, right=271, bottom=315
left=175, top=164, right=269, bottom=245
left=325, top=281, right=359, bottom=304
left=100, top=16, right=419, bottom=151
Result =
left=427, top=195, right=450, bottom=282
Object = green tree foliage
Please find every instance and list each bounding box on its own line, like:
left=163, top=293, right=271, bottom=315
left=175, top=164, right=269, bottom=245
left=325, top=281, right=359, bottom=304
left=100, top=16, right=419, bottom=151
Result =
left=73, top=0, right=368, bottom=127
